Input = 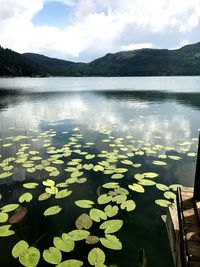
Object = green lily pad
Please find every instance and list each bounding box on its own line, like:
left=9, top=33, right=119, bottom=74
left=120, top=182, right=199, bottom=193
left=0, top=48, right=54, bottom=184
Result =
left=83, top=164, right=94, bottom=170
left=100, top=234, right=122, bottom=250
left=12, top=240, right=29, bottom=258
left=161, top=215, right=167, bottom=222
left=98, top=194, right=112, bottom=205
left=168, top=155, right=182, bottom=160
left=56, top=260, right=83, bottom=267
left=86, top=236, right=100, bottom=245
left=89, top=209, right=107, bottom=222
left=75, top=200, right=94, bottom=208
left=156, top=183, right=169, bottom=191
left=43, top=180, right=55, bottom=187
left=43, top=247, right=62, bottom=265
left=88, top=248, right=105, bottom=266
left=55, top=189, right=72, bottom=199
left=67, top=230, right=90, bottom=241
left=85, top=154, right=95, bottom=160
left=152, top=160, right=167, bottom=166
left=134, top=173, right=145, bottom=181
left=102, top=182, right=119, bottom=189
left=93, top=165, right=104, bottom=172
left=0, top=224, right=15, bottom=237
left=155, top=199, right=171, bottom=207
left=19, top=247, right=40, bottom=267
left=75, top=214, right=93, bottom=230
left=23, top=183, right=38, bottom=189
left=0, top=212, right=8, bottom=223
left=121, top=160, right=133, bottom=165
left=104, top=205, right=119, bottom=217
left=111, top=174, right=124, bottom=179
left=128, top=183, right=144, bottom=193
left=19, top=193, right=33, bottom=203
left=43, top=206, right=62, bottom=216
left=114, top=187, right=129, bottom=195
left=115, top=168, right=128, bottom=173
left=138, top=179, right=156, bottom=186
left=164, top=191, right=176, bottom=200
left=100, top=220, right=123, bottom=234
left=0, top=172, right=13, bottom=179
left=45, top=186, right=59, bottom=195
left=169, top=184, right=183, bottom=191
left=143, top=172, right=159, bottom=178
left=1, top=204, right=19, bottom=213
left=53, top=236, right=75, bottom=252
left=112, top=195, right=127, bottom=204
left=38, top=193, right=51, bottom=201
left=120, top=200, right=136, bottom=212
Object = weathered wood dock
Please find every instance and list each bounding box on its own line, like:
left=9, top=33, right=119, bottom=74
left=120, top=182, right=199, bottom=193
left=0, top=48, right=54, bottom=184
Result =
left=166, top=135, right=200, bottom=267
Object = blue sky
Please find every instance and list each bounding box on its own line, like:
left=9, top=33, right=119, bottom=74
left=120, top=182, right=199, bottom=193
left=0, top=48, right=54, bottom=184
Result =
left=0, top=0, right=200, bottom=62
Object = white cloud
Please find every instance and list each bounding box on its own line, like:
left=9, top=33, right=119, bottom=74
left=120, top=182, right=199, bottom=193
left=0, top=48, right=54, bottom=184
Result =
left=121, top=43, right=153, bottom=51
left=0, top=0, right=200, bottom=61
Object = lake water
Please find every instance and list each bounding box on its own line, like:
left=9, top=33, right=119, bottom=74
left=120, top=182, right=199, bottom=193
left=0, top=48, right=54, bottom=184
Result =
left=0, top=77, right=199, bottom=267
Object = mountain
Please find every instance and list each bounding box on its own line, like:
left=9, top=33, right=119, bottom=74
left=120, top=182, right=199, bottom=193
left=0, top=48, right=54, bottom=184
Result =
left=1, top=42, right=200, bottom=77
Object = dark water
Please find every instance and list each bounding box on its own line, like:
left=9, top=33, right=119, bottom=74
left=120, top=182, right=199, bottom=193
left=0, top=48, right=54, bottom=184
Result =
left=0, top=77, right=200, bottom=267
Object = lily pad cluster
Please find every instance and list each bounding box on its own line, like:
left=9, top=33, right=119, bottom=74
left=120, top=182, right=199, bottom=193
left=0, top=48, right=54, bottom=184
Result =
left=0, top=125, right=197, bottom=266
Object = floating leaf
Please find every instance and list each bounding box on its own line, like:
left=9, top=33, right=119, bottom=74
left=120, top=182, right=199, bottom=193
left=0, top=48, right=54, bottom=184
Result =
left=12, top=240, right=29, bottom=258
left=114, top=187, right=129, bottom=195
left=53, top=236, right=75, bottom=253
left=38, top=192, right=51, bottom=201
left=86, top=236, right=100, bottom=244
left=161, top=215, right=167, bottom=222
left=56, top=260, right=83, bottom=267
left=93, top=165, right=104, bottom=172
left=143, top=172, right=159, bottom=179
left=75, top=214, right=93, bottom=230
left=85, top=154, right=95, bottom=160
left=19, top=247, right=40, bottom=267
left=0, top=212, right=8, bottom=223
left=83, top=164, right=94, bottom=170
left=1, top=204, right=19, bottom=213
left=164, top=191, right=176, bottom=200
left=100, top=234, right=122, bottom=250
left=120, top=200, right=136, bottom=212
left=43, top=247, right=62, bottom=265
left=168, top=155, right=182, bottom=160
left=45, top=186, right=59, bottom=195
left=112, top=195, right=127, bottom=204
left=9, top=207, right=27, bottom=224
left=88, top=248, right=105, bottom=266
left=128, top=184, right=144, bottom=193
left=19, top=193, right=33, bottom=203
left=0, top=224, right=14, bottom=237
left=156, top=183, right=169, bottom=191
left=169, top=184, right=183, bottom=191
left=0, top=172, right=12, bottom=179
left=90, top=209, right=107, bottom=222
left=134, top=173, right=144, bottom=181
left=23, top=183, right=38, bottom=189
left=115, top=168, right=128, bottom=173
left=155, top=199, right=171, bottom=207
left=43, top=180, right=55, bottom=187
left=98, top=194, right=112, bottom=205
left=187, top=152, right=196, bottom=157
left=75, top=200, right=94, bottom=208
left=152, top=160, right=167, bottom=166
left=102, top=182, right=119, bottom=189
left=55, top=189, right=72, bottom=199
left=111, top=174, right=124, bottom=179
left=121, top=160, right=133, bottom=165
left=44, top=206, right=62, bottom=216
left=104, top=205, right=119, bottom=217
left=138, top=179, right=156, bottom=186
left=100, top=220, right=123, bottom=234
left=68, top=230, right=90, bottom=241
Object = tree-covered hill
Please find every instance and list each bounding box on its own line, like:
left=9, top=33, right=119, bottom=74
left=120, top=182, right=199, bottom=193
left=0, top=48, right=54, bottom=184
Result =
left=1, top=42, right=200, bottom=77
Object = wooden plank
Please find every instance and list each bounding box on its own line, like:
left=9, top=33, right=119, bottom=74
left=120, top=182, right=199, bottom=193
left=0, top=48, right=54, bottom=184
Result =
left=187, top=241, right=200, bottom=260
left=189, top=261, right=200, bottom=267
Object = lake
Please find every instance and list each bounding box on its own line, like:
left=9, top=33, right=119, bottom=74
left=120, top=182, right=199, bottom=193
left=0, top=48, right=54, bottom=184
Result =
left=0, top=77, right=199, bottom=267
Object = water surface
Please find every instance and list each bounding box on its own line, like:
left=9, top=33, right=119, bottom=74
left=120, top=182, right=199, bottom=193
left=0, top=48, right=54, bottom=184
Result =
left=0, top=77, right=199, bottom=267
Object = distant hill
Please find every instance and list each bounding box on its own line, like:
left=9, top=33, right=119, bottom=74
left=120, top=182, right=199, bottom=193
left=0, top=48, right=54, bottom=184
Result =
left=1, top=42, right=200, bottom=77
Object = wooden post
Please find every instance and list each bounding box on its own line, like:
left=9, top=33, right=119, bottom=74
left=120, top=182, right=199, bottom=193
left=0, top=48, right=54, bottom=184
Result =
left=193, top=133, right=200, bottom=200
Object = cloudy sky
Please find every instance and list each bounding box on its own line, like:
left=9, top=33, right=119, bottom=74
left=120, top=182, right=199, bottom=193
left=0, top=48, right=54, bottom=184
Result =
left=0, top=0, right=200, bottom=62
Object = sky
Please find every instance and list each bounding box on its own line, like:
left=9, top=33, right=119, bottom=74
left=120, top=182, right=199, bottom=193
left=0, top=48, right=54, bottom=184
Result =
left=0, top=0, right=200, bottom=62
